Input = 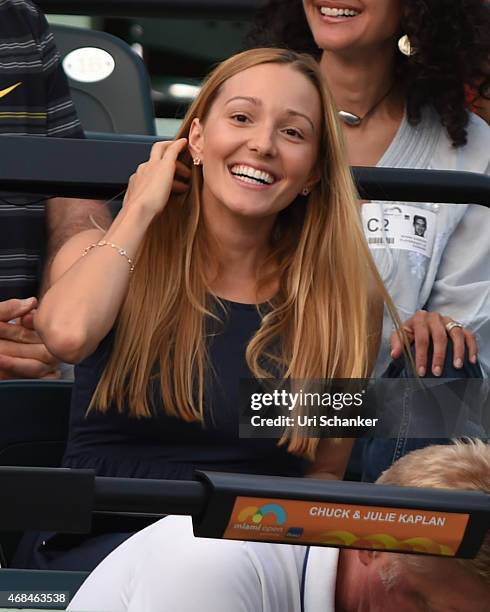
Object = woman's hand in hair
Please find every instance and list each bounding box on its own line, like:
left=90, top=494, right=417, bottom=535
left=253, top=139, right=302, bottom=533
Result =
left=390, top=310, right=478, bottom=377
left=123, top=139, right=190, bottom=217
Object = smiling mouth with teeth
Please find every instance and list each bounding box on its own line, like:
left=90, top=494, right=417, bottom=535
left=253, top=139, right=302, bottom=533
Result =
left=319, top=6, right=360, bottom=18
left=230, top=165, right=276, bottom=186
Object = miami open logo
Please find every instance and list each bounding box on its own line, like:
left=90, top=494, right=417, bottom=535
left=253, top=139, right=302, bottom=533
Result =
left=234, top=503, right=287, bottom=534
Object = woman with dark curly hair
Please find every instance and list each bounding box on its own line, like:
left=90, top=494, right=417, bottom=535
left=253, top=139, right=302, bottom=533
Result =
left=248, top=0, right=490, bottom=364
left=248, top=0, right=490, bottom=148
left=248, top=0, right=490, bottom=479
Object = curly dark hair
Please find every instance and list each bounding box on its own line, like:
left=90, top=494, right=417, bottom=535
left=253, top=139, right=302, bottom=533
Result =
left=246, top=0, right=490, bottom=147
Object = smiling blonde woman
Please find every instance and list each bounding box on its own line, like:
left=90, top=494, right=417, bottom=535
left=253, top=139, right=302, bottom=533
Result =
left=30, top=48, right=400, bottom=571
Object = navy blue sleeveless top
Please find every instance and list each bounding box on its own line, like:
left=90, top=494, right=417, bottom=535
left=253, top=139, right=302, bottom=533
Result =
left=63, top=299, right=307, bottom=480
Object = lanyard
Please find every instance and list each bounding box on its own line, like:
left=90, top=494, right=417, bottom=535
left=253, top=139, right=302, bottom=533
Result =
left=300, top=546, right=311, bottom=612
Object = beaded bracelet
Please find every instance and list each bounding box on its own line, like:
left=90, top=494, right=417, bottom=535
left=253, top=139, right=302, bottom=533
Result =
left=82, top=240, right=135, bottom=273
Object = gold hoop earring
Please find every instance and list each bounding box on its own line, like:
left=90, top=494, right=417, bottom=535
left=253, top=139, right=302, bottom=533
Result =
left=398, top=34, right=413, bottom=57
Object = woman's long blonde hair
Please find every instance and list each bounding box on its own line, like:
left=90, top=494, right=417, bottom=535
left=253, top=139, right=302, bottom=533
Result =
left=90, top=48, right=402, bottom=459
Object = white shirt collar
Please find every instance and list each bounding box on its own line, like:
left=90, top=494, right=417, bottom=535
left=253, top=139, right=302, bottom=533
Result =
left=302, top=547, right=339, bottom=612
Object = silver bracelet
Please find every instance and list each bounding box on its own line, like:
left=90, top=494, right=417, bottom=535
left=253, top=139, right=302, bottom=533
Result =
left=82, top=240, right=135, bottom=273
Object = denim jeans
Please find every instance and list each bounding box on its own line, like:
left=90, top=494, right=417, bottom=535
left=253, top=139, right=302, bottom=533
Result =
left=353, top=342, right=485, bottom=483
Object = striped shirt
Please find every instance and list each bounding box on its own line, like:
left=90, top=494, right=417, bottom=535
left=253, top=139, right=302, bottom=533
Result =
left=0, top=0, right=84, bottom=299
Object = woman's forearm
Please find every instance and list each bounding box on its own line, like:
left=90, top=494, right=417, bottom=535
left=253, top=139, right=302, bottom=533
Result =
left=305, top=438, right=355, bottom=480
left=305, top=471, right=341, bottom=480
left=37, top=139, right=187, bottom=364
left=36, top=205, right=155, bottom=363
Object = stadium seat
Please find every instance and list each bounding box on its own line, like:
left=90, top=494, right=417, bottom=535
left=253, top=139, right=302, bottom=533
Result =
left=0, top=380, right=72, bottom=567
left=51, top=24, right=156, bottom=135
left=0, top=380, right=72, bottom=468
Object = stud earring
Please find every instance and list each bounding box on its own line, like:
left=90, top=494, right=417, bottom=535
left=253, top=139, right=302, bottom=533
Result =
left=398, top=34, right=413, bottom=57
left=193, top=157, right=201, bottom=166
left=302, top=187, right=310, bottom=196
